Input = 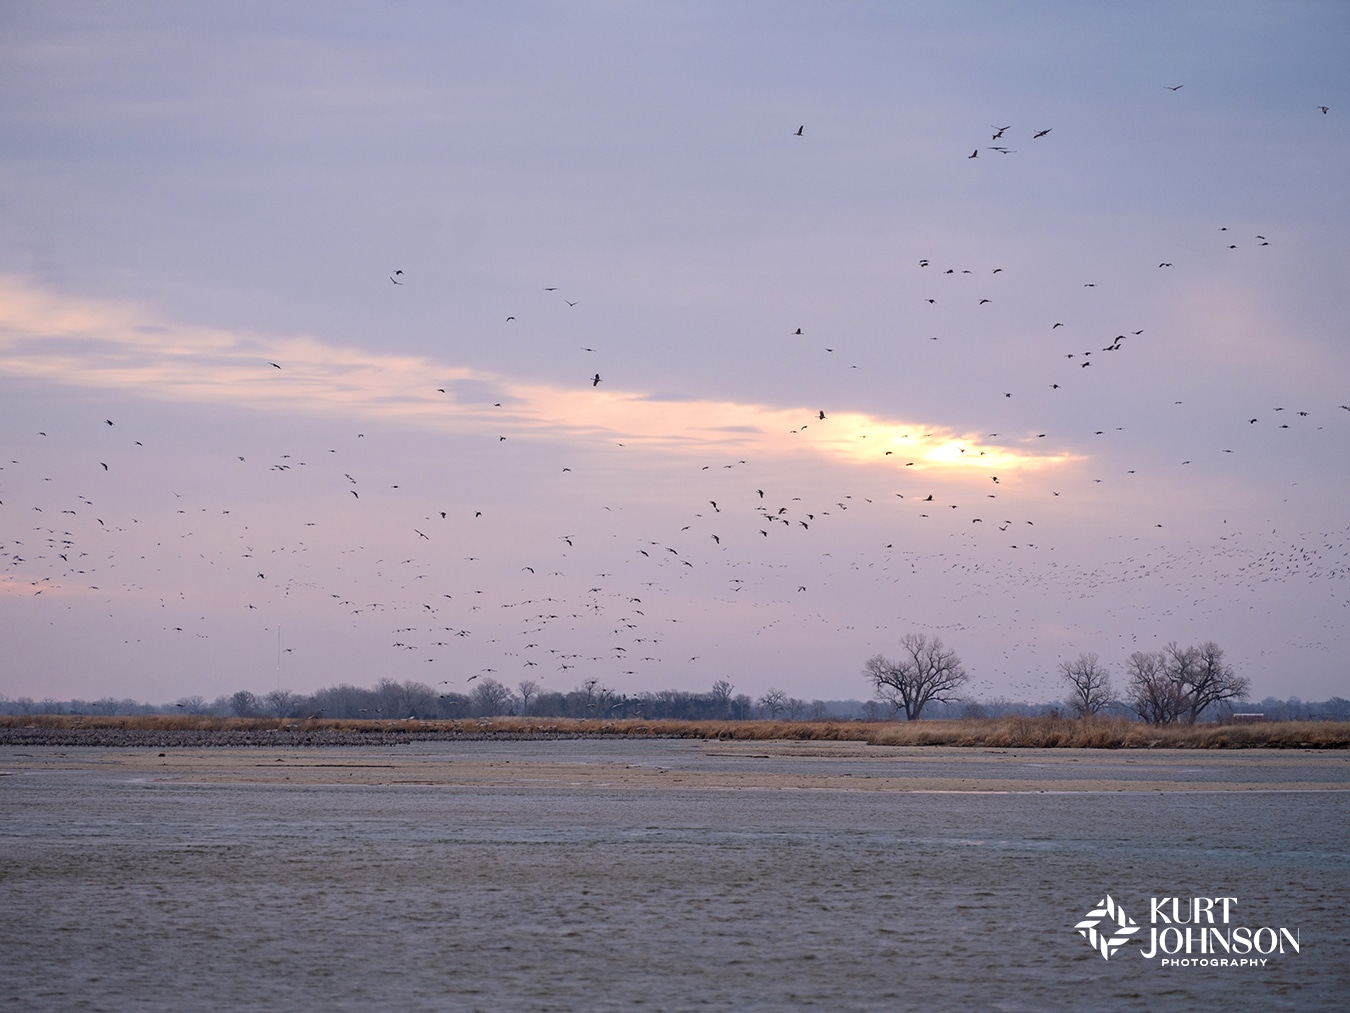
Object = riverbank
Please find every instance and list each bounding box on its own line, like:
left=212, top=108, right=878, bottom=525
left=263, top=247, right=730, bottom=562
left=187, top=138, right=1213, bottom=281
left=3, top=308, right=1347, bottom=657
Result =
left=3, top=713, right=1348, bottom=748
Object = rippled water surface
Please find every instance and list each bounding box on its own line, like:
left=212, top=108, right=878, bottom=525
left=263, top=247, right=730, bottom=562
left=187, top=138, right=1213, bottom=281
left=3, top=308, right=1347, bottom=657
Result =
left=2, top=741, right=1347, bottom=1011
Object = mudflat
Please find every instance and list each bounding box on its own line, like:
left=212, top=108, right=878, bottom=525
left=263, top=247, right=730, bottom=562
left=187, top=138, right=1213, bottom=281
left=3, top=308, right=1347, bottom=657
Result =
left=5, top=739, right=1348, bottom=793
left=4, top=739, right=1347, bottom=1011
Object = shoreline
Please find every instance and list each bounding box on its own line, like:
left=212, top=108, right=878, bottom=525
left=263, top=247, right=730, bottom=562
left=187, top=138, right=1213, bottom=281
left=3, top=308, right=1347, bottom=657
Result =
left=5, top=739, right=1348, bottom=793
left=2, top=713, right=1349, bottom=749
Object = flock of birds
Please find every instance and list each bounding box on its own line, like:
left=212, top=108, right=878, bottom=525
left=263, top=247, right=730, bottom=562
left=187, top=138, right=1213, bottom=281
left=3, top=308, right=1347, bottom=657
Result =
left=3, top=94, right=1345, bottom=706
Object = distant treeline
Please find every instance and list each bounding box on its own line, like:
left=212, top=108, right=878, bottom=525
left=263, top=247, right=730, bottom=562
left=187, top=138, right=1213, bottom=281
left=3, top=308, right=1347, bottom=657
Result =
left=3, top=677, right=1347, bottom=723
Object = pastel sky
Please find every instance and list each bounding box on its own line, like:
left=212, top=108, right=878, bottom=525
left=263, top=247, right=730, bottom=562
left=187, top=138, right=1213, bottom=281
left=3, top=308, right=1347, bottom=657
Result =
left=2, top=1, right=1347, bottom=706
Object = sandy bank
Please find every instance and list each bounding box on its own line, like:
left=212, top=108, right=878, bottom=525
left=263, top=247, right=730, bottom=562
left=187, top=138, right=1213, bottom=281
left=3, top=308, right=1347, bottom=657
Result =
left=4, top=740, right=1347, bottom=794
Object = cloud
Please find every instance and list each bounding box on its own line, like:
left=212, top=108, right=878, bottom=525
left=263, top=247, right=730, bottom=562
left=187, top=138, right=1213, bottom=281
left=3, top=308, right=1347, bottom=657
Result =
left=0, top=276, right=1075, bottom=477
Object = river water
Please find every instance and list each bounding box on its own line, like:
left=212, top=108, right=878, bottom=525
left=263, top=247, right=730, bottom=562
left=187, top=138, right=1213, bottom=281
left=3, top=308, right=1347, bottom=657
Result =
left=1, top=740, right=1346, bottom=1011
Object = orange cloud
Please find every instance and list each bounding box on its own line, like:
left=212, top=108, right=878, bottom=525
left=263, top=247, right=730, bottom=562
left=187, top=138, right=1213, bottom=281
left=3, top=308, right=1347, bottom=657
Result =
left=0, top=276, right=1074, bottom=476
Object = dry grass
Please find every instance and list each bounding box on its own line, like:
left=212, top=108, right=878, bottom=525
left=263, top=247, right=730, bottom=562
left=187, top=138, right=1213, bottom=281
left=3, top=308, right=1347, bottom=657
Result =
left=3, top=713, right=1348, bottom=748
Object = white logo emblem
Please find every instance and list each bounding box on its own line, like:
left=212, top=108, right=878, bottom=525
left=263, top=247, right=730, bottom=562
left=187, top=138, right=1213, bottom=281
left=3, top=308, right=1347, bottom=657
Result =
left=1075, top=895, right=1141, bottom=960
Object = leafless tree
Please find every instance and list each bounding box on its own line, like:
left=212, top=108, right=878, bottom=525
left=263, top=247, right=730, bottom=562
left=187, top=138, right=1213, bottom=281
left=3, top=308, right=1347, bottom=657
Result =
left=175, top=695, right=208, bottom=714
left=369, top=678, right=438, bottom=719
left=710, top=679, right=735, bottom=718
left=865, top=634, right=970, bottom=720
left=1059, top=652, right=1114, bottom=716
left=1127, top=642, right=1248, bottom=724
left=266, top=689, right=299, bottom=718
left=1173, top=641, right=1249, bottom=724
left=758, top=688, right=788, bottom=718
left=570, top=677, right=614, bottom=717
left=1126, top=650, right=1184, bottom=725
left=860, top=700, right=891, bottom=722
left=471, top=678, right=515, bottom=717
left=230, top=690, right=261, bottom=718
left=517, top=679, right=540, bottom=716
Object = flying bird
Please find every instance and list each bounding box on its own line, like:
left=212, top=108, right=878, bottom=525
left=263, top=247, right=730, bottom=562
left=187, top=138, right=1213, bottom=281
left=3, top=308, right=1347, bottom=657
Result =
left=1033, top=128, right=1052, bottom=138
left=591, top=374, right=602, bottom=387
left=795, top=125, right=804, bottom=136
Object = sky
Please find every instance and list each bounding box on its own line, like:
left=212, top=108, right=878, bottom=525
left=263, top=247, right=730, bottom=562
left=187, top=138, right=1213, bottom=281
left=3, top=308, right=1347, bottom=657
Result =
left=2, top=1, right=1348, bottom=707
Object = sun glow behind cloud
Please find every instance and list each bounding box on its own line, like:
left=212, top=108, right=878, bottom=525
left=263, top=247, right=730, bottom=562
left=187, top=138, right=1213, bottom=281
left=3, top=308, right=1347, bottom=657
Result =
left=0, top=277, right=1075, bottom=477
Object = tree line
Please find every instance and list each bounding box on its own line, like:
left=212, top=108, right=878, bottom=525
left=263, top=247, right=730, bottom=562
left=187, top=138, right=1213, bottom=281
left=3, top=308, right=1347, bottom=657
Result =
left=0, top=678, right=829, bottom=722
left=5, top=636, right=1345, bottom=723
left=864, top=634, right=1292, bottom=725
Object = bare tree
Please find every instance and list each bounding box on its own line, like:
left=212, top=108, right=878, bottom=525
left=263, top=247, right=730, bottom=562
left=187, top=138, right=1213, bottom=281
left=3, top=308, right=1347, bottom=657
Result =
left=229, top=690, right=261, bottom=718
left=1126, top=650, right=1184, bottom=725
left=471, top=678, right=515, bottom=717
left=1058, top=652, right=1114, bottom=716
left=569, top=677, right=614, bottom=717
left=266, top=689, right=299, bottom=718
left=758, top=688, right=788, bottom=719
left=1127, top=643, right=1248, bottom=724
left=517, top=679, right=540, bottom=716
left=860, top=699, right=890, bottom=722
left=865, top=634, right=970, bottom=720
left=175, top=695, right=208, bottom=714
left=1174, top=641, right=1249, bottom=724
left=710, top=679, right=735, bottom=719
left=1325, top=697, right=1350, bottom=720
